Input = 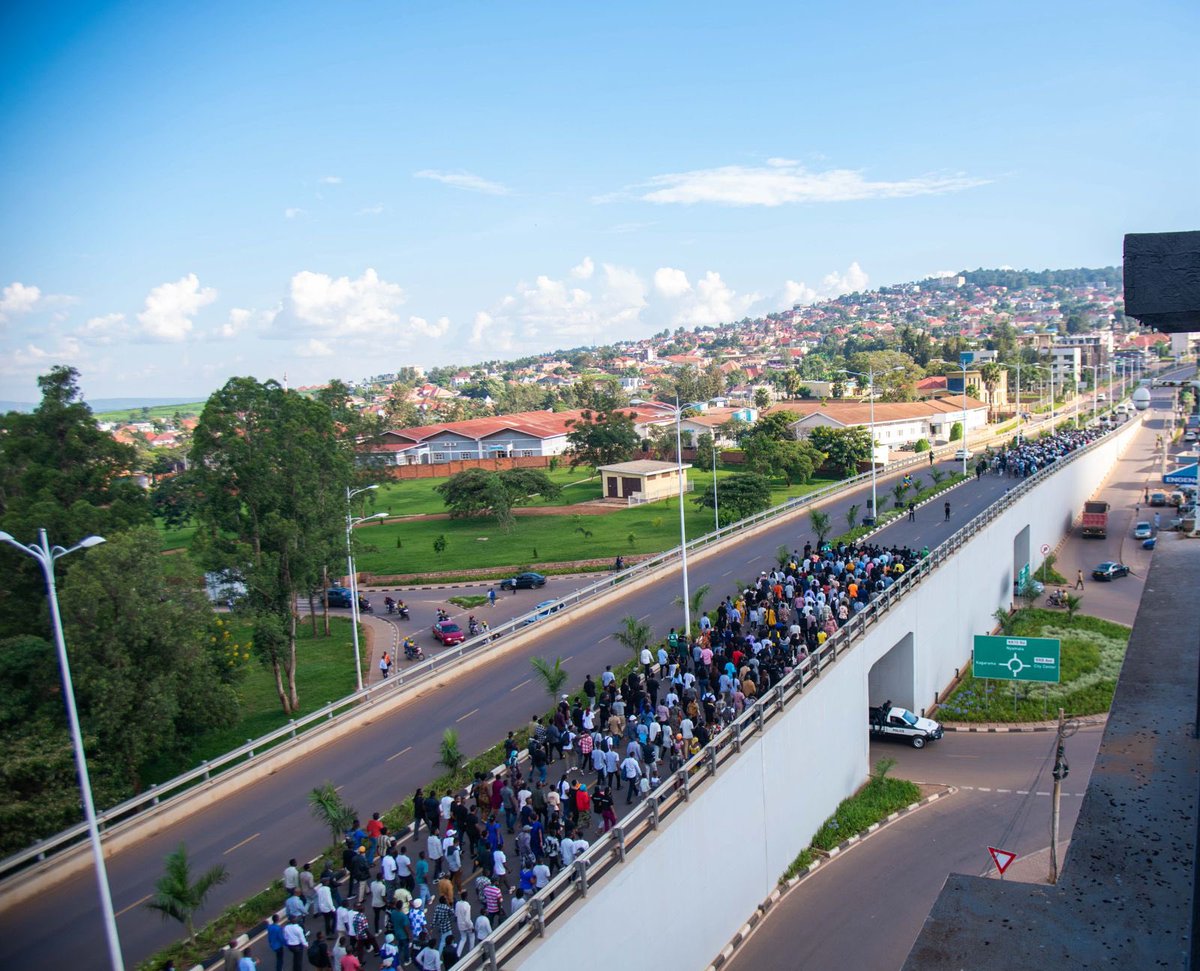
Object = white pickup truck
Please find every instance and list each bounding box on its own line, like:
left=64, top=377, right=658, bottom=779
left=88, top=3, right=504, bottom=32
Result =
left=869, top=701, right=944, bottom=748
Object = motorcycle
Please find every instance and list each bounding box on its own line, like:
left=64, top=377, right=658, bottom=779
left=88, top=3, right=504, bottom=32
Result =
left=468, top=616, right=480, bottom=637
left=397, top=603, right=410, bottom=621
left=384, top=596, right=396, bottom=614
left=436, top=608, right=449, bottom=623
left=1045, top=589, right=1069, bottom=608
left=358, top=596, right=373, bottom=614
left=403, top=637, right=425, bottom=661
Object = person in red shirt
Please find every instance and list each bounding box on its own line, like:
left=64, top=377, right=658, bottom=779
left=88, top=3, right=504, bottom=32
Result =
left=365, top=812, right=384, bottom=864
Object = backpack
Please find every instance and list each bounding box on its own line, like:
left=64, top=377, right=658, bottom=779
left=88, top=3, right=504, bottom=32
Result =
left=307, top=941, right=325, bottom=966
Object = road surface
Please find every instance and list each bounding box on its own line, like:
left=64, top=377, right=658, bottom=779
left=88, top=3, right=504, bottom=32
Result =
left=725, top=725, right=1106, bottom=971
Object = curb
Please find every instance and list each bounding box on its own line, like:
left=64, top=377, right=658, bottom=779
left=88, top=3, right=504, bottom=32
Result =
left=942, top=714, right=1107, bottom=734
left=705, top=786, right=956, bottom=971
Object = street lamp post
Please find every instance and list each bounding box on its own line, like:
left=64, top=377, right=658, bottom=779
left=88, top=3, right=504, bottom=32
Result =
left=838, top=366, right=902, bottom=525
left=710, top=436, right=719, bottom=532
left=674, top=398, right=692, bottom=637
left=345, top=485, right=387, bottom=692
left=0, top=529, right=123, bottom=971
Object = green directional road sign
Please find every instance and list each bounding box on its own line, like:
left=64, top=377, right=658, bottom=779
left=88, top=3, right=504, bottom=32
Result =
left=973, top=635, right=1061, bottom=683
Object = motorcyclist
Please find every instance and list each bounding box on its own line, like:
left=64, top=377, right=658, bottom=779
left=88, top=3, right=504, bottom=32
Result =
left=403, top=636, right=422, bottom=660
left=396, top=599, right=410, bottom=619
left=384, top=596, right=396, bottom=614
left=358, top=595, right=372, bottom=613
left=468, top=615, right=479, bottom=636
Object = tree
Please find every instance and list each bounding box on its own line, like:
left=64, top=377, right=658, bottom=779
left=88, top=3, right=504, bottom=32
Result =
left=754, top=387, right=772, bottom=411
left=810, top=509, right=832, bottom=546
left=891, top=482, right=908, bottom=508
left=309, top=782, right=356, bottom=846
left=434, top=467, right=561, bottom=527
left=58, top=527, right=238, bottom=789
left=0, top=366, right=151, bottom=639
left=739, top=413, right=825, bottom=486
left=146, top=843, right=229, bottom=945
left=845, top=503, right=861, bottom=531
left=692, top=473, right=772, bottom=526
left=1064, top=593, right=1083, bottom=620
left=433, top=534, right=447, bottom=557
left=530, top=656, right=569, bottom=701
left=613, top=615, right=653, bottom=659
left=189, top=378, right=353, bottom=715
left=673, top=583, right=711, bottom=627
left=807, top=426, right=873, bottom=478
left=565, top=405, right=640, bottom=470
left=949, top=421, right=963, bottom=442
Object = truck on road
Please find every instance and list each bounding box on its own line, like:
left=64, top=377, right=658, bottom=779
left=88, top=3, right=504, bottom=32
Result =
left=869, top=701, right=943, bottom=749
left=1081, top=500, right=1110, bottom=538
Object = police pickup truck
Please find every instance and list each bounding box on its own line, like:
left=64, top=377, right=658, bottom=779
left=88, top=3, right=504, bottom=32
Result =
left=869, top=701, right=943, bottom=748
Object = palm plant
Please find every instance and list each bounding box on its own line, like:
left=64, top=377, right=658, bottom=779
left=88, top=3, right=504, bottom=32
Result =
left=810, top=509, right=832, bottom=546
left=776, top=545, right=790, bottom=568
left=891, top=482, right=908, bottom=508
left=146, top=843, right=229, bottom=944
left=1063, top=593, right=1082, bottom=620
left=672, top=582, right=711, bottom=628
left=993, top=607, right=1016, bottom=635
left=929, top=469, right=946, bottom=485
left=613, top=615, right=653, bottom=658
left=845, top=503, right=860, bottom=531
left=530, top=655, right=569, bottom=701
left=435, top=728, right=465, bottom=774
left=309, top=782, right=356, bottom=846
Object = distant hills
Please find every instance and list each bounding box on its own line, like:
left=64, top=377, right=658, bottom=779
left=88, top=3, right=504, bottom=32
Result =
left=0, top=396, right=205, bottom=415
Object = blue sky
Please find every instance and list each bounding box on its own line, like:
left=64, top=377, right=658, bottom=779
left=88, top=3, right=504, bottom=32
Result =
left=1, top=0, right=1197, bottom=400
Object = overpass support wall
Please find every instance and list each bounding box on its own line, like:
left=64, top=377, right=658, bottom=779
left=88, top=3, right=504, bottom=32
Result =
left=515, top=418, right=1140, bottom=971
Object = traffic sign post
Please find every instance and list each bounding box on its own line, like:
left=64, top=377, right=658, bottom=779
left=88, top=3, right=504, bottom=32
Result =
left=988, top=846, right=1016, bottom=878
left=973, top=635, right=1061, bottom=683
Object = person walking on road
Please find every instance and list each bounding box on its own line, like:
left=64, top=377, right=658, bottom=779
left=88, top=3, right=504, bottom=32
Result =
left=944, top=501, right=951, bottom=522
left=929, top=451, right=934, bottom=467
left=1075, top=569, right=1085, bottom=590
left=907, top=500, right=915, bottom=522
left=487, top=587, right=496, bottom=608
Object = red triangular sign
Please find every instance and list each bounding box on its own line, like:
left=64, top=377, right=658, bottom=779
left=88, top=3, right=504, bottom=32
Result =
left=988, top=846, right=1016, bottom=875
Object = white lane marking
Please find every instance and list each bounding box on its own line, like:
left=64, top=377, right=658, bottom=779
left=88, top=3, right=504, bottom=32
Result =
left=457, top=708, right=478, bottom=722
left=223, top=832, right=260, bottom=855
left=387, top=746, right=412, bottom=762
left=510, top=678, right=532, bottom=693
left=115, top=893, right=151, bottom=918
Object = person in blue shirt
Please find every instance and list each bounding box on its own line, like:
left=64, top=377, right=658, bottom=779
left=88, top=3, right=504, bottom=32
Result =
left=266, top=915, right=286, bottom=971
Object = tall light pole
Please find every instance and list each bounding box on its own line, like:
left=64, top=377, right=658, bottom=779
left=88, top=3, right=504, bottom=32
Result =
left=838, top=366, right=902, bottom=525
left=0, top=529, right=123, bottom=971
left=345, top=484, right=386, bottom=692
left=710, top=434, right=719, bottom=532
left=958, top=355, right=970, bottom=477
left=1089, top=363, right=1101, bottom=422
left=674, top=398, right=692, bottom=638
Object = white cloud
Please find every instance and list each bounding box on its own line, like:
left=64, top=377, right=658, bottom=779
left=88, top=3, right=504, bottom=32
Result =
left=821, top=261, right=869, bottom=296
left=927, top=269, right=958, bottom=279
left=137, top=273, right=217, bottom=341
left=408, top=315, right=451, bottom=339
left=319, top=175, right=342, bottom=185
left=654, top=267, right=691, bottom=298
left=775, top=262, right=871, bottom=310
left=633, top=160, right=989, bottom=206
left=472, top=261, right=647, bottom=350
left=570, top=257, right=595, bottom=280
left=0, top=337, right=84, bottom=377
left=76, top=312, right=128, bottom=343
left=295, top=338, right=334, bottom=358
left=413, top=169, right=511, bottom=196
left=652, top=267, right=760, bottom=325
left=284, top=207, right=308, bottom=219
left=358, top=203, right=385, bottom=216
left=0, top=281, right=42, bottom=321
left=279, top=267, right=407, bottom=337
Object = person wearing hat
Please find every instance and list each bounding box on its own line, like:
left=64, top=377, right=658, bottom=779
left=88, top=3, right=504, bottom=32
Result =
left=378, top=932, right=400, bottom=968
left=408, top=896, right=428, bottom=940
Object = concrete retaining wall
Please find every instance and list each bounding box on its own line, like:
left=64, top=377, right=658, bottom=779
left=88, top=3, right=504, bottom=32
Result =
left=517, top=417, right=1141, bottom=970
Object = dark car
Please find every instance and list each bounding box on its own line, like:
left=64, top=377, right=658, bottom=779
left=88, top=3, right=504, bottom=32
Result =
left=1092, top=562, right=1130, bottom=581
left=1149, top=492, right=1168, bottom=507
left=500, top=572, right=547, bottom=591
left=432, top=621, right=466, bottom=645
left=323, top=586, right=354, bottom=608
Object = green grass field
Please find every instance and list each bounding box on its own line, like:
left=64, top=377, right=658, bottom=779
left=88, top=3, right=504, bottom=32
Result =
left=95, top=400, right=206, bottom=422
left=139, top=615, right=362, bottom=785
left=937, top=609, right=1130, bottom=722
left=353, top=473, right=838, bottom=575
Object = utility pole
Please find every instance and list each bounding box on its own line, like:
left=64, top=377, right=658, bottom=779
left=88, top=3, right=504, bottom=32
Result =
left=1049, top=707, right=1077, bottom=883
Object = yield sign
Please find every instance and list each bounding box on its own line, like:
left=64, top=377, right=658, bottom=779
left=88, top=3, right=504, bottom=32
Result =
left=988, top=846, right=1016, bottom=876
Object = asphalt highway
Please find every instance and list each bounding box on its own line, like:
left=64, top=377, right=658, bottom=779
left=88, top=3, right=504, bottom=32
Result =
left=0, top=394, right=1156, bottom=967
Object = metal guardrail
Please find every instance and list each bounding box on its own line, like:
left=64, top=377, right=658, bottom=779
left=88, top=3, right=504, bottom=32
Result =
left=445, top=415, right=1136, bottom=971
left=0, top=417, right=1072, bottom=882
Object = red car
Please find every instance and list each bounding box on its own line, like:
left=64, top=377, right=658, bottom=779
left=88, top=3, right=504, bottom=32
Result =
left=432, top=621, right=465, bottom=645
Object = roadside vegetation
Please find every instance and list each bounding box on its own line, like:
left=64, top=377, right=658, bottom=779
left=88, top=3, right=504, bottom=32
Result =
left=780, top=759, right=921, bottom=883
left=937, top=609, right=1129, bottom=722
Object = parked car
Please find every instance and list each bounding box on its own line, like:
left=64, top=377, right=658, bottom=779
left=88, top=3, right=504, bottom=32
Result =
left=1092, top=561, right=1130, bottom=581
left=1186, top=431, right=1198, bottom=443
left=432, top=621, right=466, bottom=645
left=323, top=586, right=354, bottom=608
left=1143, top=536, right=1158, bottom=550
left=500, top=572, right=547, bottom=590
left=1150, top=492, right=1169, bottom=507
left=868, top=702, right=943, bottom=749
left=953, top=448, right=972, bottom=460
left=1133, top=521, right=1154, bottom=540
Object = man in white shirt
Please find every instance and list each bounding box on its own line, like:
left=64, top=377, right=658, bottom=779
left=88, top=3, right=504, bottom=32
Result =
left=282, top=918, right=307, bottom=965
left=315, top=879, right=335, bottom=934
left=560, top=834, right=576, bottom=868
left=532, top=860, right=551, bottom=889
left=395, top=846, right=413, bottom=891
left=620, top=754, right=642, bottom=804
left=283, top=859, right=300, bottom=893
left=380, top=850, right=398, bottom=895
left=454, top=897, right=475, bottom=956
